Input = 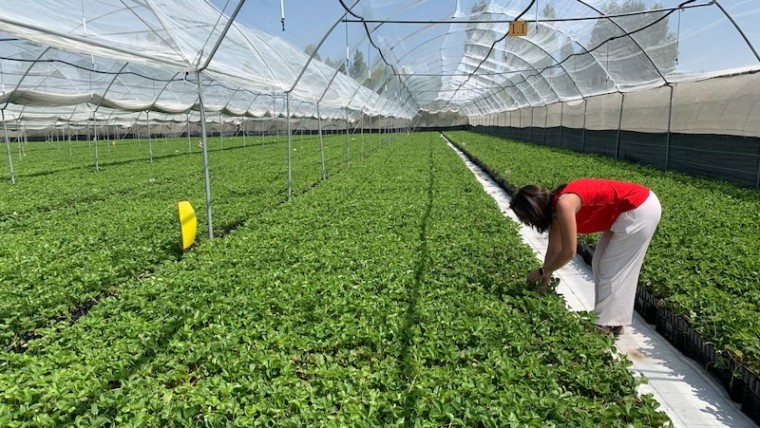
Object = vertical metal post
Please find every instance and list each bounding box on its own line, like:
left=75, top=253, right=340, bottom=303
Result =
left=543, top=106, right=548, bottom=145
left=146, top=111, right=153, bottom=163
left=187, top=113, right=192, bottom=153
left=519, top=108, right=522, bottom=138
left=559, top=102, right=564, bottom=148
left=529, top=108, right=534, bottom=143
left=219, top=113, right=224, bottom=151
left=259, top=117, right=264, bottom=146
left=345, top=108, right=350, bottom=168
left=242, top=118, right=246, bottom=148
left=665, top=85, right=674, bottom=170
left=2, top=110, right=15, bottom=184
left=196, top=71, right=214, bottom=239
left=582, top=99, right=587, bottom=152
left=756, top=145, right=760, bottom=188
left=317, top=102, right=326, bottom=180
left=616, top=94, right=625, bottom=160
left=271, top=94, right=276, bottom=146
left=93, top=114, right=99, bottom=171
left=16, top=120, right=21, bottom=159
left=360, top=111, right=364, bottom=159
left=286, top=92, right=292, bottom=200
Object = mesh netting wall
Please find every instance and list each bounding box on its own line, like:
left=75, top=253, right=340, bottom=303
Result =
left=471, top=73, right=760, bottom=188
left=585, top=94, right=622, bottom=158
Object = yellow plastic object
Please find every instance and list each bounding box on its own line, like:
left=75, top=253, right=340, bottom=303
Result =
left=508, top=20, right=528, bottom=37
left=177, top=200, right=197, bottom=251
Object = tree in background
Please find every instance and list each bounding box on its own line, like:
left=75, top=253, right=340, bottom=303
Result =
left=303, top=44, right=345, bottom=72
left=531, top=4, right=576, bottom=100
left=540, top=4, right=574, bottom=65
left=301, top=45, right=387, bottom=92
left=304, top=43, right=321, bottom=61
left=349, top=49, right=368, bottom=80
left=581, top=0, right=678, bottom=89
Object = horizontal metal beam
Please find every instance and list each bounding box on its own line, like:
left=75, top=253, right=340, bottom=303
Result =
left=340, top=2, right=712, bottom=25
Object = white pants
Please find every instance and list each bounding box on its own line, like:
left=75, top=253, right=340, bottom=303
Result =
left=592, top=191, right=661, bottom=326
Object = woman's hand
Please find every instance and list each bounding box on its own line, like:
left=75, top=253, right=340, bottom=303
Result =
left=527, top=269, right=556, bottom=294
left=527, top=268, right=549, bottom=283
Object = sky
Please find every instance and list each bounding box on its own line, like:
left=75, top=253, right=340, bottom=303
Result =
left=210, top=0, right=355, bottom=60
left=207, top=0, right=760, bottom=80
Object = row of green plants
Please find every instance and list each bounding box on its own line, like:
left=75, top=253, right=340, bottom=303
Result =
left=0, top=133, right=669, bottom=426
left=445, top=130, right=760, bottom=372
left=0, top=132, right=381, bottom=350
left=2, top=130, right=385, bottom=181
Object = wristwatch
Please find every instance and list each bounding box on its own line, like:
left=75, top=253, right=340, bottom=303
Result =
left=538, top=267, right=546, bottom=277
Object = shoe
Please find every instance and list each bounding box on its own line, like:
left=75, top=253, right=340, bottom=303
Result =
left=596, top=325, right=624, bottom=338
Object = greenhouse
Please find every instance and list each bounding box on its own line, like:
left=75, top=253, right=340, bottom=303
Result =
left=1, top=0, right=759, bottom=426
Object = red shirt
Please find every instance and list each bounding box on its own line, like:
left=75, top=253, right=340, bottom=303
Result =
left=553, top=179, right=650, bottom=234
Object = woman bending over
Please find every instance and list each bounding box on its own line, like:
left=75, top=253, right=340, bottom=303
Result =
left=509, top=178, right=661, bottom=337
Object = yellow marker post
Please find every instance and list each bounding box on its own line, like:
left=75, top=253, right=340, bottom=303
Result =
left=177, top=200, right=197, bottom=251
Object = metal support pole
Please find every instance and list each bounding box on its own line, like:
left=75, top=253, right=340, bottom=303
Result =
left=317, top=102, right=326, bottom=180
left=616, top=94, right=625, bottom=160
left=286, top=93, right=292, bottom=200
left=196, top=71, right=214, bottom=239
left=187, top=113, right=192, bottom=153
left=559, top=102, right=564, bottom=148
left=543, top=107, right=548, bottom=145
left=16, top=120, right=21, bottom=159
left=582, top=99, right=587, bottom=152
left=360, top=111, right=364, bottom=160
left=219, top=113, right=224, bottom=151
left=519, top=108, right=522, bottom=135
left=756, top=145, right=760, bottom=188
left=2, top=110, right=16, bottom=184
left=665, top=85, right=674, bottom=170
left=529, top=108, right=534, bottom=143
left=93, top=115, right=99, bottom=171
left=146, top=111, right=153, bottom=163
left=345, top=108, right=350, bottom=169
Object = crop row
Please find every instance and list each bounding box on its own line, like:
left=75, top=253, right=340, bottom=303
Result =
left=0, top=133, right=382, bottom=349
left=444, top=130, right=760, bottom=372
left=0, top=132, right=668, bottom=426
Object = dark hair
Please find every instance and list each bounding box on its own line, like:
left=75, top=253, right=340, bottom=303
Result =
left=509, top=184, right=566, bottom=233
